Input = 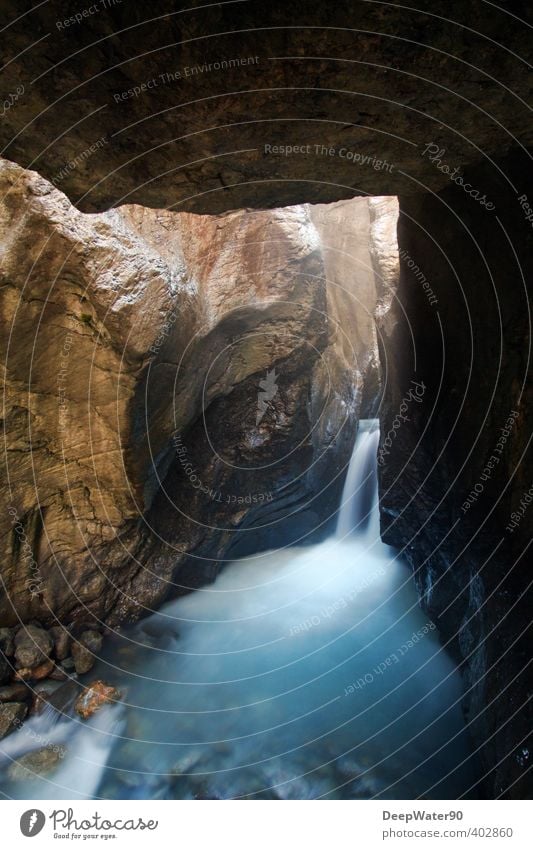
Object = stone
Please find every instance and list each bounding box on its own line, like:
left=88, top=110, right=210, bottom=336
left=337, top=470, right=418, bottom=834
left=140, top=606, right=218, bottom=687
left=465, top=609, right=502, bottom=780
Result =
left=0, top=160, right=387, bottom=628
left=0, top=702, right=27, bottom=739
left=0, top=3, right=530, bottom=214
left=71, top=630, right=103, bottom=675
left=7, top=746, right=66, bottom=781
left=71, top=644, right=96, bottom=676
left=0, top=653, right=11, bottom=685
left=0, top=683, right=32, bottom=704
left=74, top=681, right=121, bottom=720
left=49, top=626, right=72, bottom=661
left=79, top=630, right=104, bottom=654
left=30, top=684, right=60, bottom=716
left=0, top=628, right=14, bottom=657
left=46, top=681, right=81, bottom=717
left=15, top=658, right=55, bottom=682
left=14, top=625, right=53, bottom=670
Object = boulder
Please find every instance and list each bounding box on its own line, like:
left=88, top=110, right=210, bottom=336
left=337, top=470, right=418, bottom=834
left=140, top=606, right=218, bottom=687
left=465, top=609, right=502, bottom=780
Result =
left=0, top=683, right=32, bottom=704
left=0, top=653, right=11, bottom=685
left=15, top=658, right=55, bottom=682
left=0, top=702, right=27, bottom=739
left=0, top=629, right=14, bottom=657
left=71, top=631, right=103, bottom=675
left=7, top=745, right=66, bottom=781
left=75, top=681, right=121, bottom=720
left=14, top=626, right=53, bottom=670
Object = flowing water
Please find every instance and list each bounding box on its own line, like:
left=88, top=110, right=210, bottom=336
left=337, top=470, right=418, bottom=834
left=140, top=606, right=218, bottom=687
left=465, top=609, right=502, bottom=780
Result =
left=0, top=420, right=479, bottom=799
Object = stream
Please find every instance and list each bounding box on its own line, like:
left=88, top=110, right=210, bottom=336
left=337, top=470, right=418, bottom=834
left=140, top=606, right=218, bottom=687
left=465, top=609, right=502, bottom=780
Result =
left=0, top=420, right=479, bottom=799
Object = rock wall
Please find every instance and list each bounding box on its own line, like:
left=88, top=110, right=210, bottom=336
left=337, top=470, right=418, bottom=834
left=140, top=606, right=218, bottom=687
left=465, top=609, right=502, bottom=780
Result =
left=378, top=150, right=533, bottom=798
left=0, top=159, right=390, bottom=628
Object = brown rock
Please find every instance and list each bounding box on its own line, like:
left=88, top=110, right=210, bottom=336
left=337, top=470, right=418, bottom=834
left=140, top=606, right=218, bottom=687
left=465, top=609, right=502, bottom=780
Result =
left=0, top=628, right=14, bottom=657
left=7, top=745, right=66, bottom=781
left=0, top=702, right=27, bottom=739
left=0, top=683, right=32, bottom=703
left=15, top=658, right=54, bottom=682
left=75, top=681, right=121, bottom=720
left=49, top=626, right=72, bottom=661
left=14, top=625, right=53, bottom=670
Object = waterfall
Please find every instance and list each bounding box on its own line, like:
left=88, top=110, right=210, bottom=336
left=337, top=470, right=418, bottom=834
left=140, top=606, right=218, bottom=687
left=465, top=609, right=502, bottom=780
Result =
left=0, top=420, right=479, bottom=801
left=336, top=419, right=381, bottom=541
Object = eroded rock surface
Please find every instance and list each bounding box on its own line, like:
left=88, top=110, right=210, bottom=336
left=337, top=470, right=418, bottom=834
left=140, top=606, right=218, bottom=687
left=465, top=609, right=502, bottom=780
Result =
left=0, top=2, right=531, bottom=213
left=379, top=151, right=533, bottom=798
left=0, top=159, right=391, bottom=627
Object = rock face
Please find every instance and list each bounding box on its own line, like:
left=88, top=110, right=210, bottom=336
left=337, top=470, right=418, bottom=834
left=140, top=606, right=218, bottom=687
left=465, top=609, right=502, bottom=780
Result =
left=0, top=158, right=388, bottom=626
left=0, top=2, right=531, bottom=213
left=379, top=150, right=533, bottom=798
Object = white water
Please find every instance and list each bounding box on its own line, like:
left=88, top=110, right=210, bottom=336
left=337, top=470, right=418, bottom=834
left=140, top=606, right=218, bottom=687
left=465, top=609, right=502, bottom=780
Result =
left=0, top=421, right=478, bottom=799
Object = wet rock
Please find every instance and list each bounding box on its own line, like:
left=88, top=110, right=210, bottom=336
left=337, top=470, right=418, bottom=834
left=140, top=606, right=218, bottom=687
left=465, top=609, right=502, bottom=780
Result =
left=0, top=653, right=11, bottom=685
left=45, top=680, right=81, bottom=717
left=0, top=683, right=32, bottom=703
left=48, top=664, right=69, bottom=681
left=0, top=629, right=14, bottom=657
left=15, top=658, right=55, bottom=682
left=30, top=683, right=61, bottom=716
left=0, top=702, right=27, bottom=739
left=1, top=3, right=530, bottom=213
left=71, top=648, right=94, bottom=675
left=80, top=630, right=104, bottom=654
left=7, top=745, right=66, bottom=781
left=14, top=625, right=53, bottom=670
left=74, top=681, right=121, bottom=720
left=49, top=626, right=71, bottom=661
left=71, top=630, right=103, bottom=675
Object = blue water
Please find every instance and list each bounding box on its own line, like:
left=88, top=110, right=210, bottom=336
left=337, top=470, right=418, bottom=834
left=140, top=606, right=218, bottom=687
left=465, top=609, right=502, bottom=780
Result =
left=0, top=421, right=479, bottom=799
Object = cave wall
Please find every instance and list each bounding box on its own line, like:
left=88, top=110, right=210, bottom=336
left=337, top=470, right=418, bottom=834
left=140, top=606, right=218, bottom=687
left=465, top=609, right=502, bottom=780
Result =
left=1, top=2, right=531, bottom=213
left=379, top=150, right=533, bottom=798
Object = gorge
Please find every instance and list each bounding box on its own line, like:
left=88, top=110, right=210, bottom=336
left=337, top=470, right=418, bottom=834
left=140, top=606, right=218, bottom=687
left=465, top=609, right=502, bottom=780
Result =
left=0, top=0, right=531, bottom=803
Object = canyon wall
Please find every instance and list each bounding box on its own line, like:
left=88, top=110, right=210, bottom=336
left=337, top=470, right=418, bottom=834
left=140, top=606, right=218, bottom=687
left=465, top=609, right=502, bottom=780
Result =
left=0, top=159, right=390, bottom=627
left=378, top=150, right=533, bottom=798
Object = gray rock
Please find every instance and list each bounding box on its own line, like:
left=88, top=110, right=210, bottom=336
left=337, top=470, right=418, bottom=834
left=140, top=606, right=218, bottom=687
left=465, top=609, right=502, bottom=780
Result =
left=71, top=631, right=103, bottom=675
left=0, top=628, right=14, bottom=657
left=49, top=625, right=71, bottom=661
left=71, top=644, right=95, bottom=675
left=0, top=702, right=27, bottom=739
left=0, top=652, right=12, bottom=685
left=14, top=625, right=53, bottom=670
left=0, top=683, right=32, bottom=703
left=7, top=745, right=66, bottom=781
